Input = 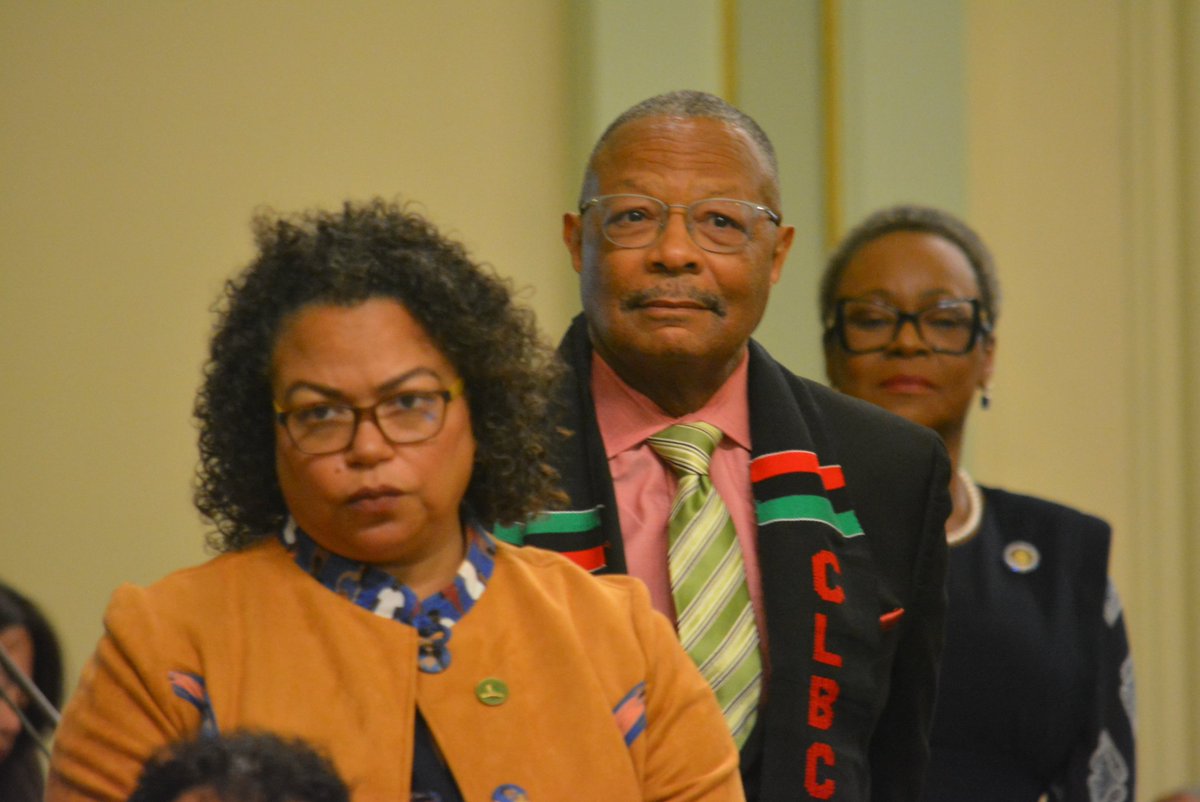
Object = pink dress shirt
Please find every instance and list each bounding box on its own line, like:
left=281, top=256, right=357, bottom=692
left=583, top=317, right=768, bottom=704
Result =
left=590, top=350, right=767, bottom=647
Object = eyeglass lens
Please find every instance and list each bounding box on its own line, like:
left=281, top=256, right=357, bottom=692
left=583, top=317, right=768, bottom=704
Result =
left=839, top=300, right=979, bottom=354
left=593, top=195, right=770, bottom=253
left=284, top=391, right=450, bottom=454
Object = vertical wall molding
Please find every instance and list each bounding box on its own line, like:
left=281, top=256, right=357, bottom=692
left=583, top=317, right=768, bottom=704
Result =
left=820, top=0, right=843, bottom=250
left=1120, top=0, right=1197, bottom=787
left=721, top=0, right=739, bottom=104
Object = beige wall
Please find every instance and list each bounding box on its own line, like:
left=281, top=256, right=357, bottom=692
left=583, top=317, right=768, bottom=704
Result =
left=966, top=2, right=1199, bottom=796
left=0, top=0, right=576, bottom=687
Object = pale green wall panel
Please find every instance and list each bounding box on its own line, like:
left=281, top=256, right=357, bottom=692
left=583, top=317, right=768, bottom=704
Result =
left=565, top=0, right=724, bottom=198
left=840, top=0, right=968, bottom=220
left=738, top=1, right=827, bottom=381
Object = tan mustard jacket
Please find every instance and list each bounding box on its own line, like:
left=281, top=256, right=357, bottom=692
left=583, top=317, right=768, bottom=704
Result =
left=47, top=538, right=742, bottom=802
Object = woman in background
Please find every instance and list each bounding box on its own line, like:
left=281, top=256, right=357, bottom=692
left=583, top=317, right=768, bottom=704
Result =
left=0, top=580, right=64, bottom=802
left=819, top=205, right=1135, bottom=801
left=47, top=198, right=742, bottom=801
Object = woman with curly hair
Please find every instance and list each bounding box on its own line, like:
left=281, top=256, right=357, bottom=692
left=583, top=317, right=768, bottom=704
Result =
left=47, top=199, right=742, bottom=802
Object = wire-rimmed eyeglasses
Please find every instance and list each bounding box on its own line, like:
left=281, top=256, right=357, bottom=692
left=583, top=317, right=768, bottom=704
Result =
left=579, top=193, right=782, bottom=254
left=274, top=380, right=465, bottom=455
left=828, top=298, right=990, bottom=355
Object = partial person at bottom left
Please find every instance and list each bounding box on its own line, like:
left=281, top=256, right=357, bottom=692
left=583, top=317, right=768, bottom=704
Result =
left=0, top=579, right=64, bottom=802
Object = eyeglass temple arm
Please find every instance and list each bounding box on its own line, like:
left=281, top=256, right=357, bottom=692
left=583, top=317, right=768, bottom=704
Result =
left=0, top=638, right=60, bottom=727
left=0, top=638, right=60, bottom=757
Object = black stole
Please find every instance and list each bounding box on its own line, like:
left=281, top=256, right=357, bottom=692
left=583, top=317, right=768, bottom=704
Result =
left=497, top=315, right=890, bottom=800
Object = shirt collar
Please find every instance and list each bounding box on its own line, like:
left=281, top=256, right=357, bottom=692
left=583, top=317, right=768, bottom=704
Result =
left=590, top=349, right=751, bottom=457
left=281, top=518, right=496, bottom=673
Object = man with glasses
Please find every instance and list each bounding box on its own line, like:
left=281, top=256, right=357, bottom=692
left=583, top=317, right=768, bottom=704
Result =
left=497, top=91, right=951, bottom=800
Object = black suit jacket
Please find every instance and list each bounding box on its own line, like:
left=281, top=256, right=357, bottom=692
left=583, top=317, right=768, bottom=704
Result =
left=923, top=487, right=1135, bottom=801
left=499, top=316, right=950, bottom=801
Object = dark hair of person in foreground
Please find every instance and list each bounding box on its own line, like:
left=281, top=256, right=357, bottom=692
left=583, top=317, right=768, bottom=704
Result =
left=127, top=731, right=349, bottom=802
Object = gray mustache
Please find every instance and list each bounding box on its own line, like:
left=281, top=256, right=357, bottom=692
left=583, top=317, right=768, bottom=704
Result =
left=621, top=285, right=727, bottom=317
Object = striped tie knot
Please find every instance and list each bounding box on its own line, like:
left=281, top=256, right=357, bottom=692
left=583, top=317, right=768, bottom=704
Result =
left=646, top=422, right=722, bottom=477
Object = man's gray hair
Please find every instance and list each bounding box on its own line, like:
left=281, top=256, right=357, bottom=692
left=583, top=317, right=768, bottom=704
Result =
left=580, top=90, right=780, bottom=206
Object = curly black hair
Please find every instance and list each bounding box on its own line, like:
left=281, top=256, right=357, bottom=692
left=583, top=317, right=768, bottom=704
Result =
left=127, top=730, right=349, bottom=802
left=819, top=204, right=1001, bottom=339
left=194, top=198, right=565, bottom=551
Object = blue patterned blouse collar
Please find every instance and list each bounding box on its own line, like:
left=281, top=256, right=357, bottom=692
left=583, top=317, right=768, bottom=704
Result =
left=280, top=517, right=496, bottom=672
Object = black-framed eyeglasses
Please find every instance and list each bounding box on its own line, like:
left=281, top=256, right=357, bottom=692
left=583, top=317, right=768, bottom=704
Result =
left=829, top=298, right=990, bottom=355
left=274, top=380, right=465, bottom=455
left=579, top=193, right=782, bottom=254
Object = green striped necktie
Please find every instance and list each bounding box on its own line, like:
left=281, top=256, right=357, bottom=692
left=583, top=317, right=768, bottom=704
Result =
left=646, top=421, right=762, bottom=747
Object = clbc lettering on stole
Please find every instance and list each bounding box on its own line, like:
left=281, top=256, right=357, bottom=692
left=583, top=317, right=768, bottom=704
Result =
left=807, top=549, right=844, bottom=799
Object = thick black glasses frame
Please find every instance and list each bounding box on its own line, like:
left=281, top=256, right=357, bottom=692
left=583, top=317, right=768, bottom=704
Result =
left=830, top=298, right=990, bottom=355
